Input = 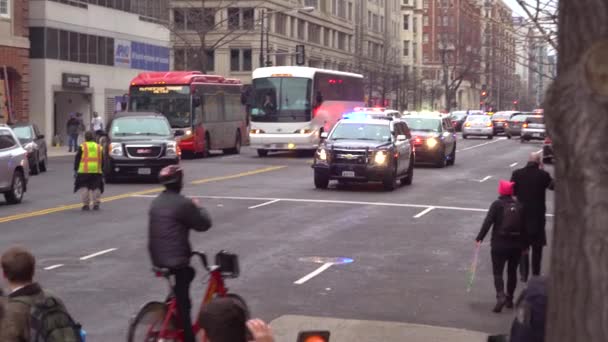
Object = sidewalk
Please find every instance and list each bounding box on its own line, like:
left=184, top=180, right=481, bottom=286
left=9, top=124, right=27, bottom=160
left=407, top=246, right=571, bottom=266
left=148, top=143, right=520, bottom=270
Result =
left=270, top=315, right=488, bottom=342
left=48, top=146, right=77, bottom=158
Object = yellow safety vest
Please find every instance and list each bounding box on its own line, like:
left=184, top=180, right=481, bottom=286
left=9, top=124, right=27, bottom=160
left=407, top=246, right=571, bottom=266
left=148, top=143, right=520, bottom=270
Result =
left=78, top=141, right=102, bottom=174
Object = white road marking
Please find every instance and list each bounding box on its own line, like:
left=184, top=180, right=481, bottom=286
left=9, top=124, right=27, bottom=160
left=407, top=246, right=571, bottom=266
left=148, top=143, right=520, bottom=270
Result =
left=133, top=194, right=555, bottom=217
left=459, top=138, right=506, bottom=151
left=479, top=176, right=492, bottom=183
left=44, top=264, right=64, bottom=270
left=79, top=248, right=117, bottom=261
left=294, top=262, right=334, bottom=285
left=248, top=199, right=281, bottom=209
left=510, top=162, right=519, bottom=168
left=414, top=207, right=435, bottom=218
left=220, top=155, right=240, bottom=159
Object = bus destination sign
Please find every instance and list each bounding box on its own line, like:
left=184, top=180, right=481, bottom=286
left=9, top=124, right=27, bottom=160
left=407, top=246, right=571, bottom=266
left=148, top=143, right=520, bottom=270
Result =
left=135, top=86, right=189, bottom=94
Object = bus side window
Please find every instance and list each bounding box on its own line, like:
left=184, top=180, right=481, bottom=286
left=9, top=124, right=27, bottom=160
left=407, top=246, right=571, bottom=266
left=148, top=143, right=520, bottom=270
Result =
left=193, top=96, right=203, bottom=125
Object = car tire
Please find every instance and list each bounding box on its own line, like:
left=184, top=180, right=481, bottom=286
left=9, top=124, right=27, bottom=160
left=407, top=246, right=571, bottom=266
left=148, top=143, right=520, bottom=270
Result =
left=5, top=170, right=25, bottom=204
left=487, top=135, right=493, bottom=140
left=447, top=146, right=456, bottom=166
left=30, top=154, right=40, bottom=175
left=435, top=148, right=447, bottom=168
left=257, top=149, right=268, bottom=157
left=39, top=152, right=47, bottom=172
left=224, top=132, right=241, bottom=155
left=507, top=134, right=512, bottom=139
left=383, top=165, right=398, bottom=191
left=462, top=134, right=468, bottom=139
left=202, top=134, right=211, bottom=158
left=401, top=157, right=414, bottom=186
left=314, top=171, right=329, bottom=189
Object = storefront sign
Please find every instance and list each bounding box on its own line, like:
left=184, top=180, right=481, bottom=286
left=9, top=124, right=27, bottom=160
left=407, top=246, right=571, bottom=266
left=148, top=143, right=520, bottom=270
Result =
left=130, top=42, right=170, bottom=71
left=62, top=73, right=90, bottom=88
left=114, top=39, right=132, bottom=68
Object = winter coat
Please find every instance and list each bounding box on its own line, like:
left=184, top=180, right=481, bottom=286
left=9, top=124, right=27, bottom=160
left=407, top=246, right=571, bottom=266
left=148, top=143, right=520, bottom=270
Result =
left=0, top=283, right=44, bottom=342
left=476, top=195, right=527, bottom=251
left=511, top=162, right=554, bottom=246
left=148, top=190, right=213, bottom=269
left=510, top=276, right=547, bottom=342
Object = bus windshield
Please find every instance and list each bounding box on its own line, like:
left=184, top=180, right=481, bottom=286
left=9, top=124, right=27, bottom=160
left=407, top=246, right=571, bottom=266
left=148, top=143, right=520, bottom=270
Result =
left=129, top=85, right=192, bottom=128
left=251, top=77, right=312, bottom=122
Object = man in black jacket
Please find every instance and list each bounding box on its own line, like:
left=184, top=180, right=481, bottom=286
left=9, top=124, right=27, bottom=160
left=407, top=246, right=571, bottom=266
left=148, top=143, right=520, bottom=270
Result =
left=148, top=165, right=212, bottom=342
left=511, top=152, right=554, bottom=276
left=477, top=180, right=527, bottom=313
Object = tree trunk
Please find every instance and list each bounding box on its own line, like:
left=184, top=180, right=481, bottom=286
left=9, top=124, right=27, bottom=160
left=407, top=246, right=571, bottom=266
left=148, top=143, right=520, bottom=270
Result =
left=545, top=0, right=608, bottom=341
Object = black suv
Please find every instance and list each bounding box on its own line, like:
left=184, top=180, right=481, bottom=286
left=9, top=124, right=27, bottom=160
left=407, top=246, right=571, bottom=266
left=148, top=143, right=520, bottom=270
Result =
left=402, top=115, right=457, bottom=168
left=104, top=112, right=181, bottom=182
left=312, top=117, right=414, bottom=191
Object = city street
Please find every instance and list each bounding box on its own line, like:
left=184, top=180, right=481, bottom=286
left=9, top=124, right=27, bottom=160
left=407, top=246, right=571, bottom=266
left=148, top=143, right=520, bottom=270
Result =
left=0, top=135, right=553, bottom=341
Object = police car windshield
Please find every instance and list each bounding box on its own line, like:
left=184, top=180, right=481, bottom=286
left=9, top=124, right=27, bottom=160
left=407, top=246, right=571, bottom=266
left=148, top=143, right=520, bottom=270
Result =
left=403, top=117, right=441, bottom=132
left=331, top=122, right=391, bottom=141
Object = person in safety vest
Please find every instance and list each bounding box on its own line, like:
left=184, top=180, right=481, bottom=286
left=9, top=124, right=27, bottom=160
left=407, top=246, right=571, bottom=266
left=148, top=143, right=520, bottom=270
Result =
left=74, top=131, right=104, bottom=210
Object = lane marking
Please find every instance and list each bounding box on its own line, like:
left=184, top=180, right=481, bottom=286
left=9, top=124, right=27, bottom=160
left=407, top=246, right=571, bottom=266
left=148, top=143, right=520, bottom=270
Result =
left=459, top=138, right=506, bottom=151
left=248, top=199, right=281, bottom=209
left=44, top=264, right=64, bottom=270
left=80, top=248, right=117, bottom=260
left=510, top=162, right=519, bottom=168
left=0, top=166, right=287, bottom=224
left=294, top=262, right=334, bottom=285
left=414, top=206, right=435, bottom=218
left=133, top=194, right=555, bottom=218
left=479, top=176, right=492, bottom=183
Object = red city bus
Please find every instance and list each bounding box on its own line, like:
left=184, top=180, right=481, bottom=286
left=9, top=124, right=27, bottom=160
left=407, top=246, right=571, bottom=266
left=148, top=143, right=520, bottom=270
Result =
left=128, top=71, right=249, bottom=156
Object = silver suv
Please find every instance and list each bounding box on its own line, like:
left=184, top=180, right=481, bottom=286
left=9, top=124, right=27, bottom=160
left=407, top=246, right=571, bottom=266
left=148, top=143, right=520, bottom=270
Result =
left=0, top=125, right=29, bottom=204
left=521, top=115, right=545, bottom=142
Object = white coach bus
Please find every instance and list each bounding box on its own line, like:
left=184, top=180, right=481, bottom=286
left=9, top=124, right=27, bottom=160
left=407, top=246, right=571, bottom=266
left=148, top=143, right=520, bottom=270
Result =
left=249, top=66, right=364, bottom=157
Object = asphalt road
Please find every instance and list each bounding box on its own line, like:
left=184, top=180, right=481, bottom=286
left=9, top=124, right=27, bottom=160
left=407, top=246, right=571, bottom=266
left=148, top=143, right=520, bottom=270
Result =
left=0, top=135, right=554, bottom=341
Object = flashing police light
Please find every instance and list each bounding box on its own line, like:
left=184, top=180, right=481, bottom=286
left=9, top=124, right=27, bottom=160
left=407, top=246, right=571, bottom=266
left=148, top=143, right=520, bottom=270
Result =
left=342, top=112, right=372, bottom=120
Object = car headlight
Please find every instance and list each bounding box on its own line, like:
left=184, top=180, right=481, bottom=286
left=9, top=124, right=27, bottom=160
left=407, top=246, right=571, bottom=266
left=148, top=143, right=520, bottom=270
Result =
left=426, top=137, right=438, bottom=148
left=24, top=142, right=37, bottom=153
left=109, top=142, right=123, bottom=157
left=294, top=128, right=314, bottom=134
left=317, top=148, right=327, bottom=161
left=374, top=150, right=388, bottom=165
left=166, top=141, right=179, bottom=157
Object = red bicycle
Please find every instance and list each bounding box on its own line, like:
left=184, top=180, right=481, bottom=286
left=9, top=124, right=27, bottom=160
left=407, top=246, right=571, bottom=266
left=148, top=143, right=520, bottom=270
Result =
left=127, top=251, right=247, bottom=342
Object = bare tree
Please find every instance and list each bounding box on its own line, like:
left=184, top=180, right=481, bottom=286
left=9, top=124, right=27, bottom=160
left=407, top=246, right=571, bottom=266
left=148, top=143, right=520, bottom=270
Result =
left=439, top=44, right=481, bottom=112
left=167, top=0, right=263, bottom=73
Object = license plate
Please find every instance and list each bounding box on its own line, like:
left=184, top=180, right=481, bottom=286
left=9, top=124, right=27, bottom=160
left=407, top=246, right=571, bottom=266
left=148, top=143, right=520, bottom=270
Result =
left=533, top=133, right=541, bottom=137
left=342, top=171, right=355, bottom=177
left=138, top=168, right=151, bottom=175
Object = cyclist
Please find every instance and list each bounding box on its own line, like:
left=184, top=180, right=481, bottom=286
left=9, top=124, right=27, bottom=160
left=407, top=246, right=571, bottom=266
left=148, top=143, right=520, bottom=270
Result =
left=148, top=165, right=212, bottom=342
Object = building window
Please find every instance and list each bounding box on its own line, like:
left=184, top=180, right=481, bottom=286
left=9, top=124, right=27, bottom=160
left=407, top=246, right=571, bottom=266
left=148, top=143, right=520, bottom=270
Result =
left=324, top=28, right=330, bottom=46
left=331, top=0, right=337, bottom=15
left=413, top=17, right=417, bottom=32
left=373, top=14, right=378, bottom=32
left=443, top=16, right=449, bottom=26
left=79, top=34, right=88, bottom=63
left=228, top=8, right=240, bottom=30
left=297, top=19, right=305, bottom=40
left=275, top=13, right=287, bottom=35
left=230, top=48, right=252, bottom=71
left=69, top=32, right=79, bottom=62
left=380, top=16, right=384, bottom=32
left=348, top=2, right=352, bottom=20
left=59, top=30, right=69, bottom=60
left=88, top=35, right=98, bottom=64
left=308, top=23, right=321, bottom=44
left=275, top=49, right=288, bottom=66
left=174, top=49, right=186, bottom=70
left=423, top=15, right=429, bottom=26
left=0, top=0, right=10, bottom=18
left=368, top=11, right=371, bottom=27
left=423, top=0, right=429, bottom=9
left=423, top=52, right=429, bottom=62
left=403, top=0, right=408, bottom=4
left=46, top=28, right=59, bottom=59
left=338, top=0, right=346, bottom=18
left=403, top=14, right=409, bottom=30
left=423, top=33, right=429, bottom=43
left=29, top=28, right=45, bottom=58
left=338, top=32, right=346, bottom=50
left=242, top=8, right=254, bottom=29
left=174, top=9, right=185, bottom=30
left=403, top=40, right=409, bottom=56
left=412, top=42, right=417, bottom=61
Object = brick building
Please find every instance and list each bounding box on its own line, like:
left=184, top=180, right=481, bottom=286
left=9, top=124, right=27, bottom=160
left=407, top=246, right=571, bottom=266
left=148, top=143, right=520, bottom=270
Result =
left=0, top=0, right=30, bottom=123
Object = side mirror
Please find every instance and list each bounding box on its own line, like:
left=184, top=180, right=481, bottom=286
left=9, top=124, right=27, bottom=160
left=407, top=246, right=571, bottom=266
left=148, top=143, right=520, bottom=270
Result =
left=215, top=251, right=239, bottom=278
left=174, top=130, right=185, bottom=137
left=396, top=134, right=407, bottom=141
left=320, top=132, right=329, bottom=139
left=38, top=134, right=45, bottom=140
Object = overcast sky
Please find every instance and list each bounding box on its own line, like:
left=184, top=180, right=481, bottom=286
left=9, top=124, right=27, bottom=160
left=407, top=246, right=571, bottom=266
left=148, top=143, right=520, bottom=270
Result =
left=504, top=0, right=527, bottom=16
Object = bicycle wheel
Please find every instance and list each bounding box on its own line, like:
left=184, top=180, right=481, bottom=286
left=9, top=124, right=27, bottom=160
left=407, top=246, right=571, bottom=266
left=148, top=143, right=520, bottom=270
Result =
left=127, top=301, right=178, bottom=342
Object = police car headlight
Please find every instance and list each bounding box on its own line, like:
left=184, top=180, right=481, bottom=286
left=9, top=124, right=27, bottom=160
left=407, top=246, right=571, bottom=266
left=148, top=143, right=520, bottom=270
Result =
left=374, top=151, right=388, bottom=165
left=317, top=148, right=328, bottom=161
left=109, top=142, right=123, bottom=157
left=166, top=141, right=178, bottom=157
left=426, top=137, right=438, bottom=148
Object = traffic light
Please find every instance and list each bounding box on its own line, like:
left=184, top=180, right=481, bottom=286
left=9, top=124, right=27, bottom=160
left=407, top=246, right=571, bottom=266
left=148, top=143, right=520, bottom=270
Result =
left=513, top=100, right=518, bottom=104
left=481, top=91, right=488, bottom=97
left=295, top=45, right=305, bottom=66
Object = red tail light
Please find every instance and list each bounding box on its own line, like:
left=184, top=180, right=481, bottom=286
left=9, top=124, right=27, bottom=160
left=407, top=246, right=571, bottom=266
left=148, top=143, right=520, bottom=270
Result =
left=414, top=137, right=423, bottom=144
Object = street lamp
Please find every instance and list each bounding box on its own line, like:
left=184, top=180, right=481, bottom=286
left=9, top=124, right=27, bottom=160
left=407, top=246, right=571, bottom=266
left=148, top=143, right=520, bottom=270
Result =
left=259, top=6, right=315, bottom=67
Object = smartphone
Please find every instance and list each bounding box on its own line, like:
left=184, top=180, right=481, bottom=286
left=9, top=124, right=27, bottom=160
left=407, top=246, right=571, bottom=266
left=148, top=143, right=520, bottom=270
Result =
left=296, top=331, right=330, bottom=342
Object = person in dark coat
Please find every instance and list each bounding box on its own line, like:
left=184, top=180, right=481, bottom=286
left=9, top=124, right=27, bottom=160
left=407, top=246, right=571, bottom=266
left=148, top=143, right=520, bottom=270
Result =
left=74, top=131, right=104, bottom=210
left=148, top=165, right=212, bottom=342
left=477, top=180, right=527, bottom=313
left=511, top=152, right=554, bottom=276
left=509, top=276, right=547, bottom=342
left=66, top=113, right=81, bottom=152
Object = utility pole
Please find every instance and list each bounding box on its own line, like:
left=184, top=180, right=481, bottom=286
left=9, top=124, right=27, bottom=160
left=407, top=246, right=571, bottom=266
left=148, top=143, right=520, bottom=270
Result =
left=259, top=8, right=265, bottom=67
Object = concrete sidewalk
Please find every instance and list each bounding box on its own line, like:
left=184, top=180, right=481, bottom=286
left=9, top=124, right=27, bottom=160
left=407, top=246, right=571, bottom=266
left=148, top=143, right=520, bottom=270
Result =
left=270, top=315, right=488, bottom=342
left=48, top=146, right=76, bottom=158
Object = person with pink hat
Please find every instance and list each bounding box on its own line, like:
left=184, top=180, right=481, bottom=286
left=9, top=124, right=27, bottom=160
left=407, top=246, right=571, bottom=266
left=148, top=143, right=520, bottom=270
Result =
left=476, top=179, right=527, bottom=313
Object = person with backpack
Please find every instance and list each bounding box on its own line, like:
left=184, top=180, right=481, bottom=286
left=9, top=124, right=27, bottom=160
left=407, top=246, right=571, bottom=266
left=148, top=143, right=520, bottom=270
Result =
left=476, top=180, right=527, bottom=313
left=0, top=246, right=83, bottom=342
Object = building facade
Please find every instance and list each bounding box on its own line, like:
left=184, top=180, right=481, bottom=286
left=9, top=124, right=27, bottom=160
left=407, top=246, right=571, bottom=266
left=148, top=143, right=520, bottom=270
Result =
left=1, top=0, right=30, bottom=123
left=28, top=0, right=170, bottom=146
left=528, top=36, right=552, bottom=107
left=399, top=0, right=423, bottom=111
left=512, top=16, right=534, bottom=110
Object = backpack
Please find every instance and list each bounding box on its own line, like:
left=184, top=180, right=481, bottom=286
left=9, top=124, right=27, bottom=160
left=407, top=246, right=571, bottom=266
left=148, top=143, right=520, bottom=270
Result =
left=498, top=200, right=524, bottom=236
left=13, top=292, right=83, bottom=342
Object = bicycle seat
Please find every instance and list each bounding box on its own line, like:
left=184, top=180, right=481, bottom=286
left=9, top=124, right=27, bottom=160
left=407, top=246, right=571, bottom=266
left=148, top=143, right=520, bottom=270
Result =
left=152, top=267, right=172, bottom=278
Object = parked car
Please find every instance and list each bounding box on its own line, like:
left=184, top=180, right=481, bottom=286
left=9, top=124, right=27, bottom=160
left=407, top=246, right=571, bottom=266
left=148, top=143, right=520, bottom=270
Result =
left=521, top=115, right=545, bottom=142
left=10, top=123, right=48, bottom=175
left=104, top=112, right=181, bottom=182
left=542, top=136, right=554, bottom=163
left=449, top=111, right=468, bottom=131
left=491, top=111, right=521, bottom=135
left=462, top=115, right=494, bottom=139
left=0, top=125, right=29, bottom=204
left=505, top=113, right=530, bottom=139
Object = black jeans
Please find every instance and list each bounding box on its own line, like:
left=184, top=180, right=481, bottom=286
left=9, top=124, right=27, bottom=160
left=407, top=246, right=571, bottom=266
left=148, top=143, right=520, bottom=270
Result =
left=491, top=248, right=521, bottom=298
left=531, top=244, right=543, bottom=276
left=172, top=266, right=196, bottom=342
